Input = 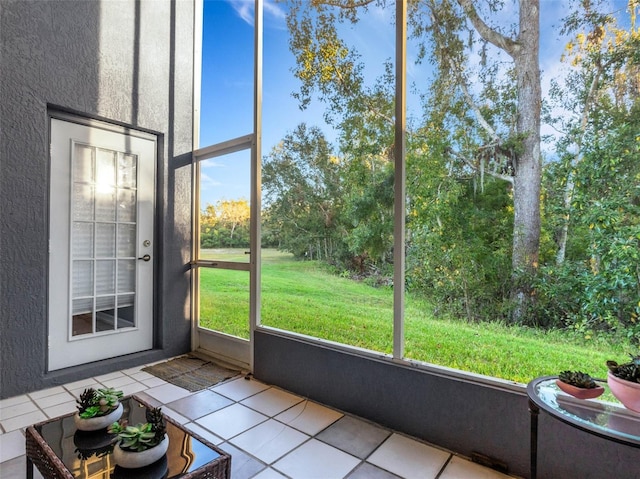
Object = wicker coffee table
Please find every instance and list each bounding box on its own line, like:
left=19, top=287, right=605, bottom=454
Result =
left=25, top=395, right=230, bottom=479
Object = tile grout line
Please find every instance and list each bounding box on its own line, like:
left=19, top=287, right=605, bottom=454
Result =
left=192, top=381, right=356, bottom=478
left=0, top=373, right=152, bottom=436
left=2, top=370, right=518, bottom=479
left=433, top=453, right=454, bottom=479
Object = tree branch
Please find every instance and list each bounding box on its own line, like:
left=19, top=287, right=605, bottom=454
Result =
left=451, top=57, right=502, bottom=144
left=447, top=148, right=515, bottom=184
left=312, top=0, right=375, bottom=8
left=457, top=0, right=520, bottom=57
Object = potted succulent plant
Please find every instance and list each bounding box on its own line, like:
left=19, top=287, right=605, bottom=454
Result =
left=556, top=370, right=604, bottom=399
left=606, top=354, right=640, bottom=412
left=74, top=388, right=124, bottom=431
left=109, top=407, right=169, bottom=469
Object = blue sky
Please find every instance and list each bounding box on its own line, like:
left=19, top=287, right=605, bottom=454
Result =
left=199, top=0, right=397, bottom=207
left=198, top=0, right=632, bottom=208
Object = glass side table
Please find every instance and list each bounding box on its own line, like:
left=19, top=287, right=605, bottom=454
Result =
left=25, top=395, right=231, bottom=479
left=527, top=376, right=640, bottom=479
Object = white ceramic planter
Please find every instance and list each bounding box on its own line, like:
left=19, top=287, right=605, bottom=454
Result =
left=113, top=435, right=169, bottom=469
left=74, top=402, right=123, bottom=431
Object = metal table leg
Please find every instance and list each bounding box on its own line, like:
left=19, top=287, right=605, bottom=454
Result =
left=529, top=398, right=539, bottom=479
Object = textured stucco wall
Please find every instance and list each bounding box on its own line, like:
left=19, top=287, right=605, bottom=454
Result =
left=255, top=331, right=640, bottom=479
left=0, top=0, right=194, bottom=398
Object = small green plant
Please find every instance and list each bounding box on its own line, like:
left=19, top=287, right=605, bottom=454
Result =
left=76, top=388, right=123, bottom=419
left=607, top=354, right=640, bottom=383
left=109, top=407, right=166, bottom=452
left=558, top=370, right=597, bottom=389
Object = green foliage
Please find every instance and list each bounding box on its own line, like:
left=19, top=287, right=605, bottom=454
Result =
left=558, top=370, right=597, bottom=388
left=607, top=354, right=640, bottom=383
left=260, top=1, right=639, bottom=338
left=200, top=199, right=250, bottom=249
left=406, top=172, right=513, bottom=322
left=539, top=97, right=640, bottom=341
left=262, top=124, right=349, bottom=262
left=76, top=388, right=123, bottom=419
left=538, top=3, right=640, bottom=341
left=109, top=407, right=166, bottom=452
left=199, top=249, right=630, bottom=383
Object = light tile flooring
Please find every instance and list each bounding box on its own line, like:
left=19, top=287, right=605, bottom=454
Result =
left=0, top=360, right=517, bottom=479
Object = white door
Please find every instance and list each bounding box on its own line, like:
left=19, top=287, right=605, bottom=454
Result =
left=48, top=118, right=156, bottom=371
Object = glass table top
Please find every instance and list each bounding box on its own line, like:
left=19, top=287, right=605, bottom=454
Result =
left=528, top=376, right=640, bottom=447
left=35, top=396, right=222, bottom=479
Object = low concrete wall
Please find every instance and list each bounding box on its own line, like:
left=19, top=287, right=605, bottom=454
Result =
left=254, top=330, right=640, bottom=479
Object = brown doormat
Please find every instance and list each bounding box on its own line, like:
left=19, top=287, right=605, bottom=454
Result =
left=142, top=355, right=240, bottom=392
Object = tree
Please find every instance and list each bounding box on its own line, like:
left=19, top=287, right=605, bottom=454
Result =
left=285, top=0, right=542, bottom=321
left=535, top=1, right=640, bottom=336
left=262, top=124, right=347, bottom=260
left=200, top=199, right=250, bottom=248
left=217, top=199, right=251, bottom=244
left=422, top=0, right=541, bottom=321
left=548, top=0, right=640, bottom=265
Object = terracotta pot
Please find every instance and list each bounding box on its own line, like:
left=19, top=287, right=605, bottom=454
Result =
left=74, top=402, right=123, bottom=431
left=113, top=435, right=169, bottom=469
left=555, top=379, right=604, bottom=399
left=608, top=371, right=640, bottom=412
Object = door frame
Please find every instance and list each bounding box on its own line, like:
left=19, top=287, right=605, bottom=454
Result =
left=192, top=0, right=262, bottom=371
left=47, top=112, right=159, bottom=371
left=191, top=134, right=256, bottom=369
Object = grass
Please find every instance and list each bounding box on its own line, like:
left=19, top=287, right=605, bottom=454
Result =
left=198, top=248, right=631, bottom=384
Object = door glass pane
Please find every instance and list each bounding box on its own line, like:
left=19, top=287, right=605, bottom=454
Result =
left=73, top=223, right=94, bottom=257
left=96, top=149, right=116, bottom=186
left=117, top=307, right=135, bottom=329
left=117, top=224, right=136, bottom=257
left=117, top=259, right=135, bottom=293
left=73, top=144, right=94, bottom=182
left=96, top=260, right=115, bottom=294
left=96, top=296, right=116, bottom=332
left=117, top=295, right=135, bottom=329
left=96, top=187, right=116, bottom=221
left=70, top=142, right=139, bottom=338
left=73, top=184, right=94, bottom=221
left=118, top=153, right=137, bottom=188
left=72, top=298, right=93, bottom=336
left=117, top=189, right=137, bottom=222
left=96, top=223, right=116, bottom=257
left=72, top=260, right=93, bottom=297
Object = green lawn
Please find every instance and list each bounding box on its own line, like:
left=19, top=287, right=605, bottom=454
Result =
left=198, top=248, right=629, bottom=384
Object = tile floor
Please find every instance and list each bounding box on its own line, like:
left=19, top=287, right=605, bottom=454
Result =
left=0, top=360, right=518, bottom=479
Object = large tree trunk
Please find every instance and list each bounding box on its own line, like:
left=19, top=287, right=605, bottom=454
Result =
left=511, top=0, right=541, bottom=320
left=459, top=0, right=542, bottom=321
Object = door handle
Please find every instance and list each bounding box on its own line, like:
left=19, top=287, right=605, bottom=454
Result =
left=138, top=254, right=151, bottom=262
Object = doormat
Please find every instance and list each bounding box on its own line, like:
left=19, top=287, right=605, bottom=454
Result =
left=142, top=355, right=240, bottom=392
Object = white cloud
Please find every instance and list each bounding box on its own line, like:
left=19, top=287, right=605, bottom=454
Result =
left=228, top=0, right=286, bottom=27
left=200, top=172, right=222, bottom=190
left=202, top=159, right=226, bottom=169
left=264, top=0, right=286, bottom=21
left=229, top=0, right=253, bottom=25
